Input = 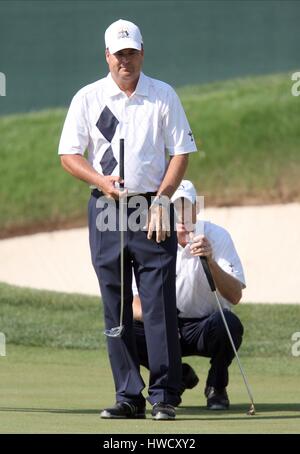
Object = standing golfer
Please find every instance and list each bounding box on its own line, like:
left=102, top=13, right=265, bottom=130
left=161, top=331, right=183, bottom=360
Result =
left=58, top=19, right=197, bottom=420
left=133, top=180, right=246, bottom=410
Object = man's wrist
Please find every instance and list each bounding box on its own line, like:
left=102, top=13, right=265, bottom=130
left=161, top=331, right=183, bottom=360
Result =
left=96, top=175, right=105, bottom=192
left=207, top=256, right=215, bottom=266
left=150, top=195, right=170, bottom=209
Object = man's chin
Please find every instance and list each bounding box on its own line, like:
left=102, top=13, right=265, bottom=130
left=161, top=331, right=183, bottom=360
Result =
left=119, top=69, right=132, bottom=77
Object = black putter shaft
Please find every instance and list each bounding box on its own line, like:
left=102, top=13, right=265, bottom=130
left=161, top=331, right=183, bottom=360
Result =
left=104, top=138, right=125, bottom=338
left=119, top=138, right=124, bottom=189
left=199, top=255, right=255, bottom=415
left=119, top=138, right=125, bottom=332
left=199, top=256, right=216, bottom=292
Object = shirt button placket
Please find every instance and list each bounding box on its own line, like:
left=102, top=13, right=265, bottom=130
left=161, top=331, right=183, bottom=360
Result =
left=123, top=98, right=130, bottom=125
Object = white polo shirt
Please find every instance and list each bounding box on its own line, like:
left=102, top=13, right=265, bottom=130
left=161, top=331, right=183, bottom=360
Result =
left=58, top=72, right=197, bottom=193
left=132, top=221, right=246, bottom=319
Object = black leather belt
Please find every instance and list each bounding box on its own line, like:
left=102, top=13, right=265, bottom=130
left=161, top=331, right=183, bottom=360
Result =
left=91, top=188, right=157, bottom=199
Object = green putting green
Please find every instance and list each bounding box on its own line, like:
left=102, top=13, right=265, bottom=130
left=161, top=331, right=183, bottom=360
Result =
left=1, top=345, right=299, bottom=434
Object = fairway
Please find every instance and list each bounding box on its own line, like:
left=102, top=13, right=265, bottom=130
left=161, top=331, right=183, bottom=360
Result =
left=1, top=345, right=300, bottom=434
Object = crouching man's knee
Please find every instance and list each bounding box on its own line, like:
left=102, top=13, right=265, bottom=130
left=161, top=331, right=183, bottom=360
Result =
left=215, top=310, right=244, bottom=349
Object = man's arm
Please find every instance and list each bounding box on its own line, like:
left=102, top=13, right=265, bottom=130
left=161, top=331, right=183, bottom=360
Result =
left=147, top=154, right=189, bottom=242
left=205, top=260, right=242, bottom=305
left=190, top=235, right=243, bottom=305
left=157, top=154, right=189, bottom=198
left=60, top=154, right=123, bottom=199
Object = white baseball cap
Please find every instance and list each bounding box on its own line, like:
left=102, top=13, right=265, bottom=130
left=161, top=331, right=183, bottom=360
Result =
left=105, top=19, right=143, bottom=54
left=171, top=180, right=197, bottom=204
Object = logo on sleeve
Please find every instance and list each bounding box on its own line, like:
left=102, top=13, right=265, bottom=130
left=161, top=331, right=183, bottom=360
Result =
left=188, top=130, right=194, bottom=142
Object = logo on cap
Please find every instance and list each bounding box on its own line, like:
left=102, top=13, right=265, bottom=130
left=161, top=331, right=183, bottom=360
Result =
left=118, top=28, right=129, bottom=39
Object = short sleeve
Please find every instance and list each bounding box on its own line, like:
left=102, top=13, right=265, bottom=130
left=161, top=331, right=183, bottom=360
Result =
left=208, top=224, right=246, bottom=289
left=163, top=87, right=198, bottom=156
left=58, top=93, right=89, bottom=155
left=216, top=234, right=246, bottom=289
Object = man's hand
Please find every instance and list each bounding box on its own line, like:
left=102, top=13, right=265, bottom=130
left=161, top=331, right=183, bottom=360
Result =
left=190, top=233, right=243, bottom=304
left=189, top=234, right=213, bottom=262
left=100, top=175, right=127, bottom=200
left=147, top=199, right=171, bottom=243
left=60, top=155, right=127, bottom=200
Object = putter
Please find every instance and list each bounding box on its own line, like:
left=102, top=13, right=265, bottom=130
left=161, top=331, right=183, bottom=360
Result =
left=199, top=254, right=256, bottom=416
left=104, top=138, right=125, bottom=338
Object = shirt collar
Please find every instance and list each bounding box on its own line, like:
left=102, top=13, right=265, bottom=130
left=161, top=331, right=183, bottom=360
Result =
left=134, top=72, right=149, bottom=97
left=105, top=72, right=149, bottom=98
left=178, top=242, right=192, bottom=257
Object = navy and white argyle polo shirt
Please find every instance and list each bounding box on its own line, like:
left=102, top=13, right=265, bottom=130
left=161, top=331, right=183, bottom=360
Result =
left=58, top=72, right=197, bottom=193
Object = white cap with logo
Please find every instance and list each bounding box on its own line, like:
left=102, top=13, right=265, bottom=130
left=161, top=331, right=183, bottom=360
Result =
left=105, top=19, right=143, bottom=54
left=171, top=180, right=197, bottom=204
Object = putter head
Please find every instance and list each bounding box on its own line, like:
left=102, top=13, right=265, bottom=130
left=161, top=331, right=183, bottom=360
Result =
left=104, top=325, right=124, bottom=338
left=247, top=403, right=255, bottom=416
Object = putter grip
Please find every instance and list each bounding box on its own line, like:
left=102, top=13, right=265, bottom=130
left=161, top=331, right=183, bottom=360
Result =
left=200, top=256, right=216, bottom=292
left=119, top=138, right=124, bottom=189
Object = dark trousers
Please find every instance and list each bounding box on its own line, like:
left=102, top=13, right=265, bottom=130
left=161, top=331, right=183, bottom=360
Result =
left=88, top=194, right=182, bottom=406
left=134, top=309, right=244, bottom=390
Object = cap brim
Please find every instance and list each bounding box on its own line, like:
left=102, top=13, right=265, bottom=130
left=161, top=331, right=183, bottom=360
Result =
left=109, top=39, right=142, bottom=54
left=171, top=191, right=194, bottom=204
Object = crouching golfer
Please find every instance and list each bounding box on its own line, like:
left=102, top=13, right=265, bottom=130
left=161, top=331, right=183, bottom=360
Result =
left=133, top=180, right=246, bottom=410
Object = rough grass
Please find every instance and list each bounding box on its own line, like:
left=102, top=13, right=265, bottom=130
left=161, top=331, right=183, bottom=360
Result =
left=1, top=282, right=299, bottom=358
left=178, top=72, right=300, bottom=205
left=0, top=282, right=103, bottom=350
left=1, top=72, right=300, bottom=237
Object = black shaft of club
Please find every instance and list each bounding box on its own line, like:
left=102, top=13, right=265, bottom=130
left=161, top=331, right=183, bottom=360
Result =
left=119, top=138, right=124, bottom=189
left=200, top=256, right=216, bottom=291
left=104, top=139, right=125, bottom=337
left=119, top=138, right=125, bottom=332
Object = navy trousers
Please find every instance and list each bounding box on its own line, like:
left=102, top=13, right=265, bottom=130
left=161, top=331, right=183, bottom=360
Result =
left=88, top=193, right=182, bottom=406
left=134, top=309, right=244, bottom=390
